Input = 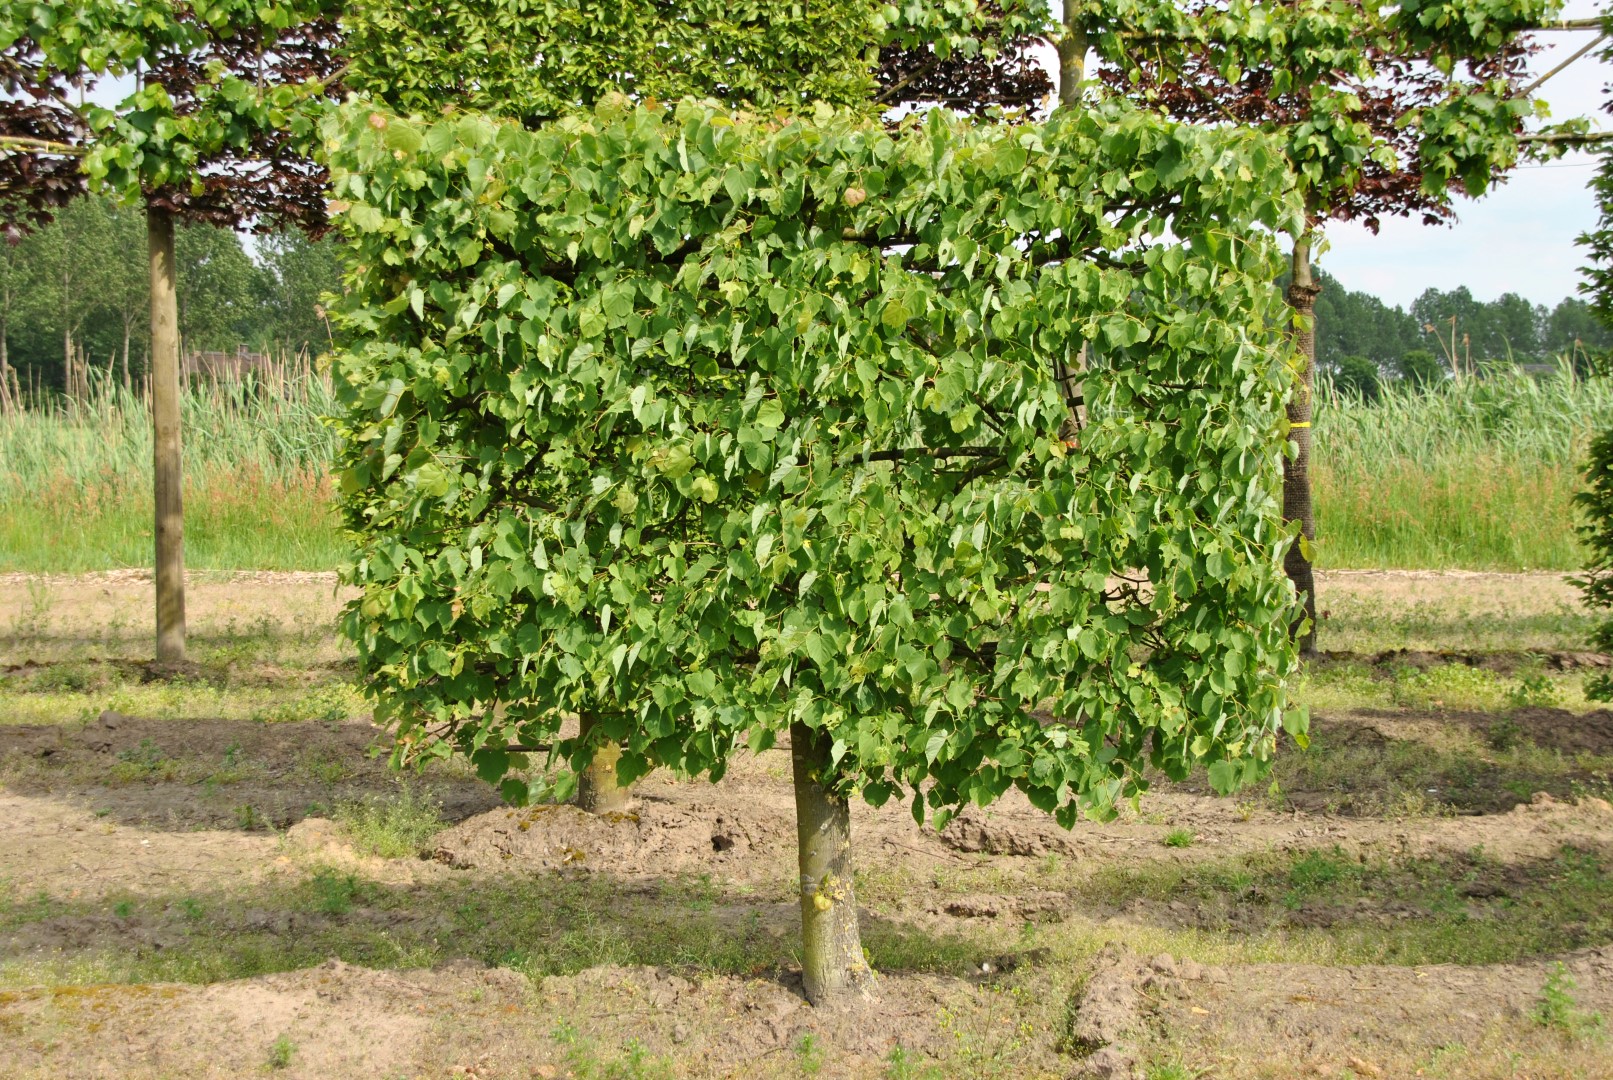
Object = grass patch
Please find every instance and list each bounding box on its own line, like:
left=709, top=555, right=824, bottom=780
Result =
left=1073, top=843, right=1613, bottom=967
left=0, top=872, right=992, bottom=990
left=332, top=785, right=447, bottom=859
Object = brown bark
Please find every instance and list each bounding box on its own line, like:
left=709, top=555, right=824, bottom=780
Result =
left=1284, top=234, right=1319, bottom=654
left=574, top=714, right=632, bottom=814
left=149, top=205, right=187, bottom=664
left=791, top=721, right=872, bottom=1006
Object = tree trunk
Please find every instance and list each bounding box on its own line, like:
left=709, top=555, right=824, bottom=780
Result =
left=574, top=714, right=632, bottom=814
left=1053, top=17, right=1091, bottom=441
left=121, top=321, right=132, bottom=390
left=149, top=205, right=187, bottom=664
left=0, top=322, right=11, bottom=414
left=1057, top=15, right=1088, bottom=105
left=791, top=720, right=871, bottom=1006
left=1284, top=233, right=1320, bottom=654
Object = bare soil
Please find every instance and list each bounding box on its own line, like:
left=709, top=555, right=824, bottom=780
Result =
left=4, top=571, right=1613, bottom=1077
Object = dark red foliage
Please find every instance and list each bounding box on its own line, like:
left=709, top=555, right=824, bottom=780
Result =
left=0, top=12, right=344, bottom=236
left=877, top=36, right=1053, bottom=115
left=1099, top=38, right=1535, bottom=230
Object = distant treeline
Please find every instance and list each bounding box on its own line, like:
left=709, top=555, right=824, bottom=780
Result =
left=2, top=198, right=1605, bottom=400
left=1311, top=267, right=1611, bottom=399
left=1, top=195, right=341, bottom=392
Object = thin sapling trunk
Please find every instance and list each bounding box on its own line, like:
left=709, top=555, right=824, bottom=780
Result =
left=149, top=205, right=187, bottom=664
left=1284, top=232, right=1320, bottom=654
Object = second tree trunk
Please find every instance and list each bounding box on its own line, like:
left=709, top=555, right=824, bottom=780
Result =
left=1285, top=233, right=1320, bottom=654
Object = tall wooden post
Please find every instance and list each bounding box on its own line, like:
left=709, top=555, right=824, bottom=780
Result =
left=149, top=205, right=186, bottom=663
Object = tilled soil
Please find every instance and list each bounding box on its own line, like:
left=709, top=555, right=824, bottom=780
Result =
left=0, top=712, right=502, bottom=833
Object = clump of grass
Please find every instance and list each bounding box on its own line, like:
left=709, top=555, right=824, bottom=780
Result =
left=1162, top=828, right=1196, bottom=849
left=332, top=785, right=446, bottom=859
left=266, top=1034, right=295, bottom=1070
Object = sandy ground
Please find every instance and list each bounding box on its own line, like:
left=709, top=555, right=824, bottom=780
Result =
left=3, top=571, right=1613, bottom=1078
left=0, top=568, right=1588, bottom=648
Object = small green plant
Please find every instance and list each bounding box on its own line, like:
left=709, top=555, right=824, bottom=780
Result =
left=309, top=868, right=359, bottom=915
left=235, top=804, right=265, bottom=831
left=266, top=1035, right=295, bottom=1070
left=333, top=785, right=445, bottom=858
left=112, top=900, right=133, bottom=919
left=1162, top=828, right=1196, bottom=849
left=884, top=1045, right=942, bottom=1080
left=179, top=897, right=204, bottom=920
left=795, top=1033, right=825, bottom=1076
left=111, top=738, right=175, bottom=781
left=252, top=684, right=357, bottom=724
left=1533, top=962, right=1603, bottom=1036
left=1507, top=671, right=1563, bottom=710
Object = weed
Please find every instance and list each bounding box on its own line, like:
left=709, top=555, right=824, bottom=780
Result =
left=112, top=901, right=133, bottom=919
left=1508, top=670, right=1565, bottom=710
left=235, top=804, right=265, bottom=831
left=795, top=1033, right=824, bottom=1076
left=333, top=785, right=445, bottom=859
left=1486, top=715, right=1524, bottom=751
left=179, top=898, right=204, bottom=920
left=1162, top=828, right=1196, bottom=849
left=111, top=739, right=177, bottom=783
left=884, top=1044, right=942, bottom=1080
left=252, top=684, right=357, bottom=724
left=266, top=1035, right=295, bottom=1070
left=1533, top=962, right=1604, bottom=1036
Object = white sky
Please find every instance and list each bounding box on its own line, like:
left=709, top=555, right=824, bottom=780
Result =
left=1309, top=1, right=1610, bottom=308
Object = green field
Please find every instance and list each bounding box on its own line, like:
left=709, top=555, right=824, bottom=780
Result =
left=3, top=366, right=1608, bottom=573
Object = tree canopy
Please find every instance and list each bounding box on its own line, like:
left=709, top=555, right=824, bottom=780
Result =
left=325, top=95, right=1308, bottom=824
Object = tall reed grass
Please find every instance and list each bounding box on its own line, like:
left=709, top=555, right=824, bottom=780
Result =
left=0, top=361, right=342, bottom=571
left=1, top=360, right=1608, bottom=572
left=1313, top=363, right=1613, bottom=570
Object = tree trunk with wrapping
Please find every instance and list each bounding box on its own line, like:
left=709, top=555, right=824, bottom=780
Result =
left=1284, top=234, right=1320, bottom=654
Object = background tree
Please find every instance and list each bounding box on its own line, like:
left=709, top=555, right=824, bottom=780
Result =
left=1082, top=0, right=1564, bottom=651
left=1397, top=347, right=1449, bottom=386
left=176, top=221, right=260, bottom=354
left=99, top=199, right=149, bottom=386
left=1, top=0, right=344, bottom=663
left=1326, top=355, right=1385, bottom=400
left=255, top=230, right=342, bottom=356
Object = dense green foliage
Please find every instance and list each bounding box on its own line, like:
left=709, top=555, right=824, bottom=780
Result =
left=344, top=0, right=1047, bottom=127
left=325, top=96, right=1307, bottom=824
left=344, top=0, right=881, bottom=120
